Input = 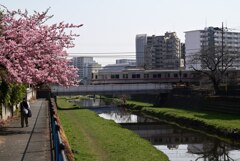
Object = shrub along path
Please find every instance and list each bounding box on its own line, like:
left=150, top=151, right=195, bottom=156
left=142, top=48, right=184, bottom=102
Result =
left=57, top=97, right=169, bottom=161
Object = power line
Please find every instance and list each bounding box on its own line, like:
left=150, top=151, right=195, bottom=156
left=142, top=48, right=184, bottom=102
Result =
left=68, top=55, right=136, bottom=58
left=68, top=52, right=137, bottom=54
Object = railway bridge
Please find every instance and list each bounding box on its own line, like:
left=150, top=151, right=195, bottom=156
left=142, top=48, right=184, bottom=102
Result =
left=51, top=83, right=172, bottom=96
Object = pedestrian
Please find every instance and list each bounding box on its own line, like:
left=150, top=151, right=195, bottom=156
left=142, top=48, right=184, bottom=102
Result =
left=20, top=98, right=30, bottom=127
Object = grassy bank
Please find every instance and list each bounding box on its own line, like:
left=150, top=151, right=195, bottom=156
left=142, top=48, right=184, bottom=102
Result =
left=57, top=97, right=169, bottom=161
left=127, top=101, right=240, bottom=142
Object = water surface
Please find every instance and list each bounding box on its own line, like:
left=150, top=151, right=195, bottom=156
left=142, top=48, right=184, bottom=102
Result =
left=78, top=98, right=240, bottom=161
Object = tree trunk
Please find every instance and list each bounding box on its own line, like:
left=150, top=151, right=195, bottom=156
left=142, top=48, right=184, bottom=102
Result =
left=10, top=104, right=14, bottom=117
left=213, top=80, right=220, bottom=95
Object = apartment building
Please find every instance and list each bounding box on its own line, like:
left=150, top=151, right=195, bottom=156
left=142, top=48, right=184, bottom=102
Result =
left=144, top=32, right=182, bottom=70
left=185, top=27, right=240, bottom=70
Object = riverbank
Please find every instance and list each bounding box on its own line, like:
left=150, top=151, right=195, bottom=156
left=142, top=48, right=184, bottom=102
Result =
left=56, top=97, right=169, bottom=161
left=126, top=100, right=240, bottom=144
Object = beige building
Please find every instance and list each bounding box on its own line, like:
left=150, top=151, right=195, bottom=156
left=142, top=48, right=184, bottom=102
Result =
left=144, top=32, right=182, bottom=70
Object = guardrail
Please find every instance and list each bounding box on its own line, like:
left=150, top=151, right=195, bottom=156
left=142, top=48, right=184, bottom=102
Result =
left=49, top=99, right=67, bottom=161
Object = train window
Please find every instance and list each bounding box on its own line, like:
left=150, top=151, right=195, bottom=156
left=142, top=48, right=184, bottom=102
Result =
left=158, top=74, right=161, bottom=78
left=183, top=73, right=188, bottom=78
left=164, top=73, right=171, bottom=78
left=144, top=74, right=149, bottom=78
left=111, top=74, right=119, bottom=79
left=153, top=74, right=157, bottom=78
left=174, top=73, right=178, bottom=78
left=123, top=74, right=128, bottom=79
left=132, top=74, right=140, bottom=78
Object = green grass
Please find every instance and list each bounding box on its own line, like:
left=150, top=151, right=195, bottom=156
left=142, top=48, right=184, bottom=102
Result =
left=126, top=100, right=154, bottom=107
left=140, top=107, right=240, bottom=131
left=57, top=97, right=169, bottom=161
left=126, top=99, right=240, bottom=138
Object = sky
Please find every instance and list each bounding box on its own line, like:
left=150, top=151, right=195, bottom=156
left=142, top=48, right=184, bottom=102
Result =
left=1, top=0, right=240, bottom=66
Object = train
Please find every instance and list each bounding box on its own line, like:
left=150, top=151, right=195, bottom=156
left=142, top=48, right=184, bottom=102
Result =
left=91, top=68, right=240, bottom=86
left=91, top=69, right=201, bottom=85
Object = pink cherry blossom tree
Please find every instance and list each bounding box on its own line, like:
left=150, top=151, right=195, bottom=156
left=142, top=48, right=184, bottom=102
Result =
left=0, top=5, right=83, bottom=86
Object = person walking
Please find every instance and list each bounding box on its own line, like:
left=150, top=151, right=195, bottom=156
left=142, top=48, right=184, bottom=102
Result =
left=20, top=98, right=30, bottom=127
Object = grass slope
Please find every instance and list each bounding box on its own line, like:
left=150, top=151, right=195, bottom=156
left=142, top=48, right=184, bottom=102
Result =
left=127, top=100, right=240, bottom=140
left=57, top=97, right=169, bottom=161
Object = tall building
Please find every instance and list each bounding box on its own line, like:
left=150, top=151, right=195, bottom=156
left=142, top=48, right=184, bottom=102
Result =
left=72, top=57, right=101, bottom=84
left=136, top=34, right=147, bottom=67
left=185, top=27, right=240, bottom=70
left=144, top=32, right=182, bottom=70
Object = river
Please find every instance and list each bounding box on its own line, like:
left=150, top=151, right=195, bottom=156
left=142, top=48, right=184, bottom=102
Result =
left=76, top=98, right=240, bottom=161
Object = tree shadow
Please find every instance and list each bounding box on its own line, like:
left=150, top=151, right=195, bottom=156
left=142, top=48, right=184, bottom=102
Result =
left=57, top=107, right=82, bottom=110
left=194, top=111, right=240, bottom=121
left=0, top=127, right=31, bottom=136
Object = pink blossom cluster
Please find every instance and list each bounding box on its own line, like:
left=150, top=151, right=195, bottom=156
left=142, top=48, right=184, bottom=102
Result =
left=0, top=6, right=83, bottom=86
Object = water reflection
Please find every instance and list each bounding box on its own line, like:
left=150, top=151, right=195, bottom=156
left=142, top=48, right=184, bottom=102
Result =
left=78, top=98, right=240, bottom=161
left=121, top=123, right=240, bottom=161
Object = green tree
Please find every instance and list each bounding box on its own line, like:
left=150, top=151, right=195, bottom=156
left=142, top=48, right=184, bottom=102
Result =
left=0, top=80, right=11, bottom=105
left=0, top=80, right=26, bottom=117
left=9, top=83, right=26, bottom=116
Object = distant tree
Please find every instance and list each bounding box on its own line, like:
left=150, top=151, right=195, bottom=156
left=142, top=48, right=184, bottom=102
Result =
left=190, top=45, right=239, bottom=95
left=0, top=5, right=83, bottom=86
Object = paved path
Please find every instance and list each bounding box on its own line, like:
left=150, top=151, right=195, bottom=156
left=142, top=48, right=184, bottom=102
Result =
left=0, top=99, right=52, bottom=161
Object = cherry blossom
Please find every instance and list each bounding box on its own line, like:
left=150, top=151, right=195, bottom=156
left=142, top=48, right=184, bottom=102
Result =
left=0, top=6, right=83, bottom=86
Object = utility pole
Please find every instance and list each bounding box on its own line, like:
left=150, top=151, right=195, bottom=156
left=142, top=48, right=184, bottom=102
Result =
left=221, top=22, right=224, bottom=70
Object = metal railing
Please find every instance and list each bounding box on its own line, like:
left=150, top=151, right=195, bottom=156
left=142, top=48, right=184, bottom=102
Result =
left=49, top=99, right=67, bottom=161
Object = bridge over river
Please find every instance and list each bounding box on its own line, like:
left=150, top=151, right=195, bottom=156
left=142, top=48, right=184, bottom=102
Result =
left=51, top=83, right=172, bottom=95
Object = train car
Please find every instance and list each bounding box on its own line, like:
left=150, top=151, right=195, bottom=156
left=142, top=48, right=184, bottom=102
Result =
left=91, top=69, right=201, bottom=85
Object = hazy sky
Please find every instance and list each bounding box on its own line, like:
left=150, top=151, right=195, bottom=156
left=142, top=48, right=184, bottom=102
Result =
left=1, top=0, right=240, bottom=65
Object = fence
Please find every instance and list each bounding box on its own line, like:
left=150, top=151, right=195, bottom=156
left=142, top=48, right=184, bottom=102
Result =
left=49, top=98, right=67, bottom=161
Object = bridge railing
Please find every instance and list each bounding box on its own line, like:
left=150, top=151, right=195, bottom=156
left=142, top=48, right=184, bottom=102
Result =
left=49, top=99, right=67, bottom=161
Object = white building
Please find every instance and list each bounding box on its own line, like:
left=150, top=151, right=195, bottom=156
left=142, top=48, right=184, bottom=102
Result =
left=72, top=57, right=101, bottom=84
left=185, top=27, right=240, bottom=70
left=136, top=34, right=147, bottom=67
